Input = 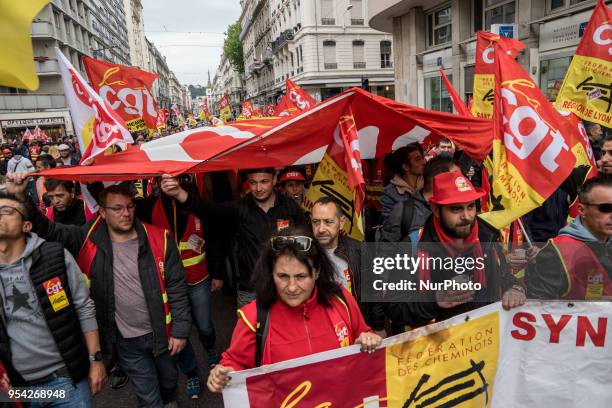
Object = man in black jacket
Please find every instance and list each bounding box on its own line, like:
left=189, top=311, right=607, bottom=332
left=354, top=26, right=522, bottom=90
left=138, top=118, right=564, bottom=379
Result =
left=179, top=168, right=308, bottom=308
left=43, top=179, right=91, bottom=226
left=6, top=176, right=191, bottom=408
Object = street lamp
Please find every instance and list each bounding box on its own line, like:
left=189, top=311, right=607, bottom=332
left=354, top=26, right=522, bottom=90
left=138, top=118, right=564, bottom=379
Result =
left=343, top=4, right=353, bottom=30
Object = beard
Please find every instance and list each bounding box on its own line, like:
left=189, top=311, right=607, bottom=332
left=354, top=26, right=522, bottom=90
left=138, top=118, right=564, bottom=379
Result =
left=440, top=216, right=474, bottom=239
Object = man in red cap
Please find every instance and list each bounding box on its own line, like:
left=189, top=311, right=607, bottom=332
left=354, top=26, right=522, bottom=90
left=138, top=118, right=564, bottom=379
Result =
left=388, top=171, right=526, bottom=328
left=277, top=167, right=307, bottom=206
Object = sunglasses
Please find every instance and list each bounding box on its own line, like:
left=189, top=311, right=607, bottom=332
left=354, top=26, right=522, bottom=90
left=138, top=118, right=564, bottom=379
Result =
left=270, top=236, right=313, bottom=252
left=582, top=202, right=612, bottom=213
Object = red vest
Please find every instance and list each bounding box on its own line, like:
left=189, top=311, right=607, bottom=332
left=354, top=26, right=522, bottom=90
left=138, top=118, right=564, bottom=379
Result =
left=76, top=218, right=173, bottom=338
left=151, top=197, right=208, bottom=285
left=551, top=235, right=612, bottom=300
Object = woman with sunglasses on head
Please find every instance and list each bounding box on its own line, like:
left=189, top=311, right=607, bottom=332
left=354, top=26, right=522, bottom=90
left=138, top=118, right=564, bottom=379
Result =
left=207, top=227, right=382, bottom=393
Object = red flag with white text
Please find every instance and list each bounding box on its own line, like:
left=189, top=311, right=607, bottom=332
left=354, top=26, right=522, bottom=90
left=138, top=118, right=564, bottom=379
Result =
left=83, top=57, right=158, bottom=131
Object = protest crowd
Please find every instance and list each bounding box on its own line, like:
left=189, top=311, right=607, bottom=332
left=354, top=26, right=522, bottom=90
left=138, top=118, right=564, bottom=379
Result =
left=0, top=1, right=612, bottom=407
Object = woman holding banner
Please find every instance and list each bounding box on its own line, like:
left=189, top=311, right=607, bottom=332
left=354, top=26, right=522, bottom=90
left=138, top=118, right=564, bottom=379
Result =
left=207, top=227, right=381, bottom=393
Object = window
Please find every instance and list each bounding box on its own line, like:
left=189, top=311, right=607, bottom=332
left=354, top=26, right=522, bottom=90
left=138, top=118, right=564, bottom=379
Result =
left=323, top=40, right=337, bottom=69
left=321, top=0, right=335, bottom=25
left=425, top=75, right=453, bottom=113
left=350, top=0, right=364, bottom=25
left=380, top=41, right=392, bottom=68
left=464, top=65, right=475, bottom=103
left=540, top=56, right=572, bottom=101
left=427, top=6, right=452, bottom=47
left=483, top=0, right=515, bottom=30
left=549, top=0, right=587, bottom=11
left=353, top=40, right=365, bottom=69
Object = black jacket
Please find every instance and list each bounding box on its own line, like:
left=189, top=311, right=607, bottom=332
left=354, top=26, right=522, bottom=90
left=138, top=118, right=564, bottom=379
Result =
left=184, top=192, right=308, bottom=289
left=28, top=206, right=191, bottom=358
left=386, top=216, right=520, bottom=329
left=50, top=198, right=88, bottom=226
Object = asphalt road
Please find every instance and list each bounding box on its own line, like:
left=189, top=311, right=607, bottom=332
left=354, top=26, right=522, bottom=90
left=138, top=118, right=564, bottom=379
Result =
left=93, top=290, right=237, bottom=408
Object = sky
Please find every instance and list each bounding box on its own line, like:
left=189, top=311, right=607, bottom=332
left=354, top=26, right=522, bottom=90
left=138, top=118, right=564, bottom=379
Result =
left=143, top=0, right=242, bottom=87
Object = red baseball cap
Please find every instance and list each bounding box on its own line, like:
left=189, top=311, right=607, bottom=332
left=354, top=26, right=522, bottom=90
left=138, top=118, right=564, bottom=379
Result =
left=429, top=171, right=486, bottom=205
left=279, top=170, right=306, bottom=183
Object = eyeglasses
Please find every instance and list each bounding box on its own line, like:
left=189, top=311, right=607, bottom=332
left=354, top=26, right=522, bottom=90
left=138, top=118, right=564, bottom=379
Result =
left=103, top=203, right=136, bottom=214
left=270, top=236, right=313, bottom=252
left=0, top=205, right=24, bottom=218
left=582, top=202, right=612, bottom=213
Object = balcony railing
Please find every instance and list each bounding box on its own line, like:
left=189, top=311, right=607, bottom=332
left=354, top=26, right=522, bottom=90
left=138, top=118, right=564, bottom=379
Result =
left=321, top=18, right=335, bottom=25
left=31, top=21, right=54, bottom=38
left=0, top=94, right=66, bottom=110
left=353, top=61, right=366, bottom=69
left=324, top=63, right=338, bottom=69
left=34, top=60, right=60, bottom=75
left=351, top=19, right=364, bottom=25
left=381, top=60, right=393, bottom=68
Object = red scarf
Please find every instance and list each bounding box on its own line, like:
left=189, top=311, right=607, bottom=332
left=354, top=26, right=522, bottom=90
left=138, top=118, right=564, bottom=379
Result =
left=430, top=216, right=487, bottom=287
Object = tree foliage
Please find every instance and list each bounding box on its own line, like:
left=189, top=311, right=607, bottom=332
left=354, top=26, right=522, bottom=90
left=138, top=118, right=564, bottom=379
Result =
left=223, top=21, right=244, bottom=74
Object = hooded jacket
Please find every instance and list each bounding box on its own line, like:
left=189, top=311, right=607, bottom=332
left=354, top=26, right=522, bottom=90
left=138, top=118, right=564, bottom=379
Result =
left=6, top=155, right=34, bottom=174
left=380, top=175, right=424, bottom=223
left=526, top=216, right=612, bottom=299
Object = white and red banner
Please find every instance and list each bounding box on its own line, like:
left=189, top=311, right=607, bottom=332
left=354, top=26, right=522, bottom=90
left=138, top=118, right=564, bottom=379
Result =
left=38, top=88, right=495, bottom=182
left=56, top=48, right=132, bottom=163
left=83, top=57, right=158, bottom=131
left=241, top=101, right=254, bottom=118
left=223, top=301, right=612, bottom=408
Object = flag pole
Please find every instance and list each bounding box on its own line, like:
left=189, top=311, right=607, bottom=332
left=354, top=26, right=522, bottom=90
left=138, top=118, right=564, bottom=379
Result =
left=517, top=218, right=533, bottom=248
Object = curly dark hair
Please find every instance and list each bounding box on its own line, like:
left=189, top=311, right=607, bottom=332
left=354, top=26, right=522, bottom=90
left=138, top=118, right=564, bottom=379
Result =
left=251, top=226, right=342, bottom=309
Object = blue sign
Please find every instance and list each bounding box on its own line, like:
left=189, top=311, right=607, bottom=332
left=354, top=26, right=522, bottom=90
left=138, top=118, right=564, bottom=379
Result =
left=579, top=22, right=588, bottom=38
left=499, top=25, right=515, bottom=38
left=436, top=57, right=442, bottom=67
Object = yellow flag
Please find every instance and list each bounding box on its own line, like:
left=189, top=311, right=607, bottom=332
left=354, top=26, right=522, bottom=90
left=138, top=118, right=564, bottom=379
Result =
left=555, top=0, right=612, bottom=127
left=0, top=0, right=49, bottom=90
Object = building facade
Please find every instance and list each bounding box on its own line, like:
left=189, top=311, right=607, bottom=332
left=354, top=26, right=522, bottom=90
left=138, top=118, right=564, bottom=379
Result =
left=146, top=38, right=171, bottom=108
left=211, top=54, right=244, bottom=117
left=124, top=0, right=147, bottom=69
left=238, top=0, right=395, bottom=108
left=0, top=0, right=101, bottom=141
left=89, top=0, right=130, bottom=64
left=369, top=0, right=598, bottom=111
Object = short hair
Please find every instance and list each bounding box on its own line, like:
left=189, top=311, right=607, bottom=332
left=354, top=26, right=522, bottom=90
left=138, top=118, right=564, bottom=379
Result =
left=0, top=191, right=29, bottom=219
left=245, top=167, right=275, bottom=176
left=579, top=174, right=612, bottom=203
left=423, top=156, right=457, bottom=192
left=312, top=196, right=344, bottom=218
left=383, top=142, right=424, bottom=176
left=99, top=183, right=133, bottom=207
left=602, top=133, right=612, bottom=144
left=436, top=138, right=452, bottom=146
left=36, top=154, right=56, bottom=169
left=44, top=179, right=75, bottom=193
left=252, top=226, right=343, bottom=309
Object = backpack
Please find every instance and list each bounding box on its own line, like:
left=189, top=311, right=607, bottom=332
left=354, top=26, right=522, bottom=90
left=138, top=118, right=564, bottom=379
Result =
left=254, top=289, right=348, bottom=367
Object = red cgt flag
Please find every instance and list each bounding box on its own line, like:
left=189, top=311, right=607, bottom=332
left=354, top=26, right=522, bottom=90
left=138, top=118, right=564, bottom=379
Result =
left=286, top=79, right=316, bottom=112
left=83, top=57, right=158, bottom=132
left=480, top=39, right=579, bottom=229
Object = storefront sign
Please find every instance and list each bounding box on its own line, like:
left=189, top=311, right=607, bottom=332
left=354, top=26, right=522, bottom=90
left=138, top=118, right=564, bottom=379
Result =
left=423, top=48, right=452, bottom=73
left=1, top=117, right=65, bottom=129
left=540, top=10, right=592, bottom=52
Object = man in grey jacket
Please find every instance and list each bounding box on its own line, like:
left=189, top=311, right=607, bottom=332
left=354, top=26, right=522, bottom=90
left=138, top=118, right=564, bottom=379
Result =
left=0, top=192, right=105, bottom=407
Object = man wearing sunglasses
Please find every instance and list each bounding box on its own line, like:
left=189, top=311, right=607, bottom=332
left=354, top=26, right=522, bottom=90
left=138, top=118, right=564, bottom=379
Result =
left=0, top=192, right=105, bottom=406
left=527, top=174, right=612, bottom=300
left=5, top=176, right=191, bottom=408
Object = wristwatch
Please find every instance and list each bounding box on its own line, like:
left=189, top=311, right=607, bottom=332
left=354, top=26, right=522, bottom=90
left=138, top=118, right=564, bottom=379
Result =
left=89, top=351, right=103, bottom=362
left=512, top=284, right=525, bottom=293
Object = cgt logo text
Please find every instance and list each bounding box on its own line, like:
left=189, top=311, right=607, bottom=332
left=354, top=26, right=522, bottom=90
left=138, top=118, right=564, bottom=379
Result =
left=44, top=278, right=64, bottom=296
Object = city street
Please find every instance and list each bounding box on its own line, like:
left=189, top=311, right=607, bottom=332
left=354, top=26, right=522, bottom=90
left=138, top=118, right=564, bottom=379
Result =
left=94, top=290, right=237, bottom=407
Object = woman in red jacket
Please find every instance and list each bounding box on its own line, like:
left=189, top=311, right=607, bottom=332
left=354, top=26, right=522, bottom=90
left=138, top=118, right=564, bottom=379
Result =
left=207, top=228, right=381, bottom=393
